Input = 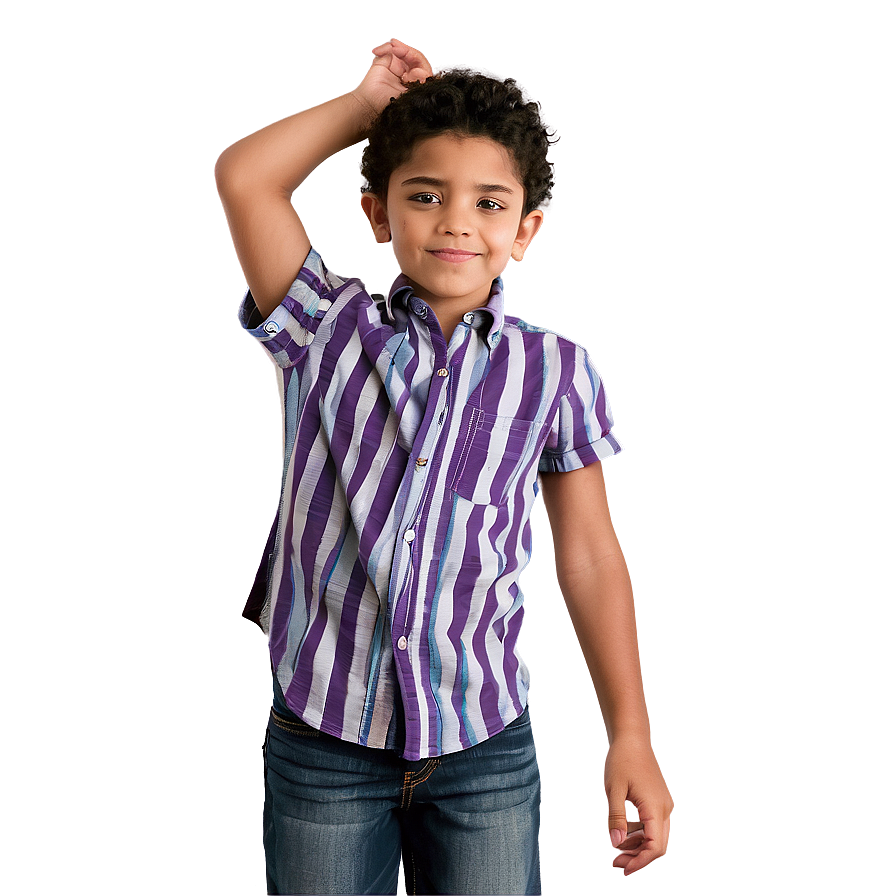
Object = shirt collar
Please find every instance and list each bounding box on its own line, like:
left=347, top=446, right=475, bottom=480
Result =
left=385, top=275, right=505, bottom=351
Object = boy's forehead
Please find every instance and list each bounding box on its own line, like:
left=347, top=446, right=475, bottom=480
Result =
left=392, top=133, right=522, bottom=188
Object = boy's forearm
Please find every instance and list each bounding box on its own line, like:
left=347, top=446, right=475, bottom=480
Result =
left=215, top=92, right=375, bottom=195
left=557, top=552, right=651, bottom=744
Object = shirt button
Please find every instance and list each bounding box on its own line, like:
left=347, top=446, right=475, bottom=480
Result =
left=397, top=636, right=408, bottom=650
left=404, top=529, right=415, bottom=543
left=463, top=312, right=474, bottom=324
left=436, top=368, right=449, bottom=377
left=415, top=457, right=428, bottom=467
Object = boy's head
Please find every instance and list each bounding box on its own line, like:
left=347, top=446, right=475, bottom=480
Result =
left=361, top=69, right=555, bottom=216
left=359, top=70, right=555, bottom=311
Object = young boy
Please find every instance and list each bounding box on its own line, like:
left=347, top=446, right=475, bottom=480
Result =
left=217, top=38, right=672, bottom=895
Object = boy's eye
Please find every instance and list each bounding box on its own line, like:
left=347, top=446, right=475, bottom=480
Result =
left=478, top=199, right=504, bottom=211
left=410, top=192, right=440, bottom=204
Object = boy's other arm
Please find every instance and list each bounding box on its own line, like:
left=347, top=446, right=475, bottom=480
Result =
left=540, top=462, right=673, bottom=874
left=214, top=39, right=432, bottom=320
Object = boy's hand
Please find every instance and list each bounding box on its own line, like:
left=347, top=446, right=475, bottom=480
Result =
left=351, top=39, right=433, bottom=124
left=604, top=736, right=673, bottom=875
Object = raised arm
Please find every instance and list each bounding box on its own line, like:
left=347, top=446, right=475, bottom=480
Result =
left=214, top=39, right=433, bottom=319
left=540, top=462, right=673, bottom=875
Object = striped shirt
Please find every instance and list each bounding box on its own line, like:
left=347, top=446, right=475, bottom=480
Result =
left=238, top=247, right=621, bottom=760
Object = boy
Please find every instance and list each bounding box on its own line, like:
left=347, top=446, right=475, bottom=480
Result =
left=216, top=38, right=672, bottom=895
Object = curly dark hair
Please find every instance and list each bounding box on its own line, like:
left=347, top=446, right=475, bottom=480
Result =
left=360, top=69, right=556, bottom=216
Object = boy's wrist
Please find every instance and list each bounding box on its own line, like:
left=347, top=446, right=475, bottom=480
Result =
left=607, top=726, right=651, bottom=746
left=604, top=712, right=651, bottom=746
left=347, top=89, right=380, bottom=137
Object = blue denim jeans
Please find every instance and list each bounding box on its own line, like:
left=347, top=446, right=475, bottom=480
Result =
left=262, top=702, right=542, bottom=895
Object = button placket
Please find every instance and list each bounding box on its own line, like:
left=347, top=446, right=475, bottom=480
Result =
left=387, top=320, right=455, bottom=695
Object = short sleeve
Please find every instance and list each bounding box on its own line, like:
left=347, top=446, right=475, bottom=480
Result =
left=538, top=348, right=622, bottom=473
left=237, top=247, right=344, bottom=369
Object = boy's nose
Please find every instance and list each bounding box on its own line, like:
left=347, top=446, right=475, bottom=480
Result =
left=440, top=220, right=471, bottom=237
left=438, top=205, right=472, bottom=237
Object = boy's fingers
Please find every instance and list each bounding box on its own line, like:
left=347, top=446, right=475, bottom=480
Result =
left=403, top=66, right=432, bottom=85
left=390, top=39, right=433, bottom=80
left=403, top=46, right=431, bottom=68
left=607, top=789, right=628, bottom=847
left=642, top=813, right=665, bottom=856
left=371, top=39, right=432, bottom=86
left=614, top=841, right=654, bottom=875
left=388, top=37, right=410, bottom=54
left=401, top=71, right=426, bottom=86
left=617, top=824, right=646, bottom=849
left=621, top=844, right=660, bottom=875
left=617, top=814, right=666, bottom=875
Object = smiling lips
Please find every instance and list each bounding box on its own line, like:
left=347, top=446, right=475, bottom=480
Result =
left=427, top=248, right=480, bottom=263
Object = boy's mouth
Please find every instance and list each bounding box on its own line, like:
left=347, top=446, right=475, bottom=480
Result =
left=427, top=248, right=480, bottom=263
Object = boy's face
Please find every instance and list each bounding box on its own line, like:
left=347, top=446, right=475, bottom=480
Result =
left=362, top=133, right=543, bottom=314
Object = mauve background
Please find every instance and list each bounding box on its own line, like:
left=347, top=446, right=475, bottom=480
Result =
left=3, top=2, right=893, bottom=893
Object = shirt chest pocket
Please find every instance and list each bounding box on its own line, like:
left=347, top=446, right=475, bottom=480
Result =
left=449, top=403, right=538, bottom=506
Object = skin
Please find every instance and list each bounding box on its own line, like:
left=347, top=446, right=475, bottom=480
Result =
left=540, top=461, right=674, bottom=874
left=216, top=36, right=673, bottom=876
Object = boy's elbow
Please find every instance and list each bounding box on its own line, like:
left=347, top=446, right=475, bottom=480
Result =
left=215, top=147, right=281, bottom=198
left=214, top=148, right=239, bottom=192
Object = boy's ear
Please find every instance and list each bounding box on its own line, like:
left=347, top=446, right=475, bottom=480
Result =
left=361, top=193, right=392, bottom=243
left=511, top=210, right=544, bottom=262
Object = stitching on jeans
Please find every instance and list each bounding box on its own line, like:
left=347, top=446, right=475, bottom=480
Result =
left=401, top=759, right=441, bottom=810
left=401, top=771, right=414, bottom=811
left=406, top=759, right=440, bottom=789
left=412, top=759, right=441, bottom=786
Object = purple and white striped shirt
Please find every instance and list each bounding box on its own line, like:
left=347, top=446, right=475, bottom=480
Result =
left=238, top=247, right=621, bottom=760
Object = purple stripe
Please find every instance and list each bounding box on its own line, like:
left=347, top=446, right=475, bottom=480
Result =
left=447, top=543, right=480, bottom=750
left=321, top=558, right=372, bottom=734
left=268, top=554, right=296, bottom=673
left=395, top=320, right=422, bottom=419
left=299, top=461, right=338, bottom=606
left=473, top=513, right=515, bottom=731
left=346, top=392, right=393, bottom=505
left=498, top=468, right=534, bottom=717
left=287, top=589, right=329, bottom=718
left=411, top=480, right=450, bottom=757
left=358, top=440, right=407, bottom=561
left=557, top=338, right=579, bottom=396
left=501, top=582, right=526, bottom=715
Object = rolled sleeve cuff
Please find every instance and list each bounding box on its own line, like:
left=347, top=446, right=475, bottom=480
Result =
left=538, top=431, right=623, bottom=473
left=237, top=247, right=337, bottom=368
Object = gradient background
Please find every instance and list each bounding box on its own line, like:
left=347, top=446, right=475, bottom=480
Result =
left=4, top=2, right=893, bottom=893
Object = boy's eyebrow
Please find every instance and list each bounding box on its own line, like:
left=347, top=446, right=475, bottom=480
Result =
left=400, top=175, right=515, bottom=195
